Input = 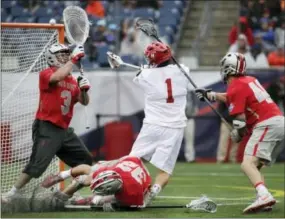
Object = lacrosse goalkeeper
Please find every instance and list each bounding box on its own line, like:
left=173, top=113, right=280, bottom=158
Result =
left=2, top=43, right=93, bottom=203
left=41, top=156, right=152, bottom=211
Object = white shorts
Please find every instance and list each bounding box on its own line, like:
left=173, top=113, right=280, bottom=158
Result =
left=129, top=123, right=184, bottom=174
left=244, top=116, right=285, bottom=165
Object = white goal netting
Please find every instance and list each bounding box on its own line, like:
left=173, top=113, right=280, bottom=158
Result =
left=1, top=25, right=61, bottom=195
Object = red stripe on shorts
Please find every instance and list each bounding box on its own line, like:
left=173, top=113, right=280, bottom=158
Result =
left=252, top=126, right=269, bottom=156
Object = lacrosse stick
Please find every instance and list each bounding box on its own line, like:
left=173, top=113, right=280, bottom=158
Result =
left=107, top=51, right=141, bottom=70
left=63, top=6, right=90, bottom=129
left=135, top=18, right=232, bottom=131
left=65, top=196, right=217, bottom=213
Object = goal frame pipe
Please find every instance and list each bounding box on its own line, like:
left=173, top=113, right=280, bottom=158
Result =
left=1, top=22, right=65, bottom=191
left=1, top=22, right=65, bottom=43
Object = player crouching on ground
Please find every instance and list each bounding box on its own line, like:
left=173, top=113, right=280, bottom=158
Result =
left=195, top=52, right=285, bottom=214
left=41, top=156, right=152, bottom=211
left=2, top=43, right=93, bottom=203
left=129, top=42, right=192, bottom=206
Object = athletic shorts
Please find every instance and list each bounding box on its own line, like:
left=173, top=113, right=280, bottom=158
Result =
left=129, top=123, right=184, bottom=174
left=23, top=119, right=93, bottom=178
left=244, top=116, right=285, bottom=165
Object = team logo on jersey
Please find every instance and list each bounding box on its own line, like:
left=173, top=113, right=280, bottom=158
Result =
left=228, top=103, right=234, bottom=112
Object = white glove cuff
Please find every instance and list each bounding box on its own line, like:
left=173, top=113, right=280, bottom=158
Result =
left=233, top=120, right=246, bottom=129
left=207, top=92, right=217, bottom=102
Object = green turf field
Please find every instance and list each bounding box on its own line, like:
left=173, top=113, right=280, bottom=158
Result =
left=2, top=162, right=284, bottom=218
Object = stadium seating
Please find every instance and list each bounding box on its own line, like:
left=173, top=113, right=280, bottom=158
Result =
left=37, top=17, right=53, bottom=23
left=1, top=0, right=187, bottom=67
left=33, top=7, right=53, bottom=17
left=97, top=45, right=110, bottom=67
left=133, top=8, right=155, bottom=19
left=1, top=0, right=17, bottom=9
left=13, top=16, right=35, bottom=23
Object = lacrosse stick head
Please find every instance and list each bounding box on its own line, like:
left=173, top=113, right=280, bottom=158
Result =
left=135, top=18, right=160, bottom=40
left=107, top=51, right=124, bottom=69
left=186, top=196, right=217, bottom=213
left=63, top=6, right=90, bottom=45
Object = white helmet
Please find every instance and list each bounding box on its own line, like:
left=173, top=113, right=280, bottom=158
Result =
left=45, top=43, right=70, bottom=67
left=219, top=52, right=246, bottom=83
left=90, top=170, right=123, bottom=195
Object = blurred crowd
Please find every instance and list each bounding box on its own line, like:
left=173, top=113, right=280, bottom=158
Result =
left=2, top=0, right=179, bottom=67
left=228, top=0, right=285, bottom=68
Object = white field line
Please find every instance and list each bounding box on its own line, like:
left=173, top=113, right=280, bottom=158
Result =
left=156, top=195, right=281, bottom=206
left=157, top=196, right=253, bottom=200
left=175, top=172, right=283, bottom=177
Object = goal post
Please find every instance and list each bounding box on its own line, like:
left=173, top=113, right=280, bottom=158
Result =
left=1, top=22, right=65, bottom=195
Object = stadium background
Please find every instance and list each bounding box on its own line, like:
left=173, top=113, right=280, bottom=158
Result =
left=1, top=1, right=285, bottom=167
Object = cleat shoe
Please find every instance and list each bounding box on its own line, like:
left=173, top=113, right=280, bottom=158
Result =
left=41, top=174, right=63, bottom=188
left=243, top=194, right=276, bottom=214
left=261, top=206, right=273, bottom=212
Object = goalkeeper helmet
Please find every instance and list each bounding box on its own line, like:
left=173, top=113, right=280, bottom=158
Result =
left=45, top=43, right=70, bottom=67
left=144, top=42, right=172, bottom=67
left=219, top=52, right=246, bottom=83
left=90, top=170, right=123, bottom=195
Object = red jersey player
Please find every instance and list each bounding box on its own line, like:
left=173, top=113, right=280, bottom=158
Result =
left=2, top=43, right=93, bottom=203
left=195, top=52, right=284, bottom=214
left=41, top=156, right=151, bottom=211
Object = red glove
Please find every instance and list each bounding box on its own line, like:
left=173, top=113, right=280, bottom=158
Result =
left=71, top=45, right=85, bottom=64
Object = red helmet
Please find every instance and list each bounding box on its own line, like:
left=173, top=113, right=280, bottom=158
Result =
left=144, top=42, right=172, bottom=66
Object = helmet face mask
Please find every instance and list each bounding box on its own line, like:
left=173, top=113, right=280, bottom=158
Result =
left=45, top=43, right=70, bottom=68
left=90, top=170, right=123, bottom=196
left=219, top=52, right=246, bottom=83
left=55, top=51, right=70, bottom=65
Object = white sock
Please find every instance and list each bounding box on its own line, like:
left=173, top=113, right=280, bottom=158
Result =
left=151, top=184, right=162, bottom=196
left=9, top=186, right=18, bottom=195
left=59, top=169, right=71, bottom=180
left=255, top=182, right=269, bottom=196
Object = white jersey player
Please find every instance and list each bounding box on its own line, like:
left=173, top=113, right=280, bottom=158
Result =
left=129, top=42, right=191, bottom=206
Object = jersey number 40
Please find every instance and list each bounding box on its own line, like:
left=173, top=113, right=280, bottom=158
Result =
left=249, top=79, right=273, bottom=104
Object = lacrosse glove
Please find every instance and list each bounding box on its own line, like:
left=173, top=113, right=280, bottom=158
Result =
left=195, top=88, right=216, bottom=102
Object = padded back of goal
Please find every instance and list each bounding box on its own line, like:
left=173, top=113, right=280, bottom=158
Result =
left=104, top=121, right=134, bottom=160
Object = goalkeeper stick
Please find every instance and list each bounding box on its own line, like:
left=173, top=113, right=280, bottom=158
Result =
left=135, top=18, right=233, bottom=131
left=63, top=6, right=90, bottom=129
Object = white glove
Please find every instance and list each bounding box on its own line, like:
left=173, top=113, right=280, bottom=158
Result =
left=70, top=45, right=85, bottom=64
left=230, top=129, right=242, bottom=143
left=195, top=88, right=216, bottom=102
left=102, top=203, right=116, bottom=212
left=77, top=76, right=90, bottom=91
left=92, top=195, right=104, bottom=205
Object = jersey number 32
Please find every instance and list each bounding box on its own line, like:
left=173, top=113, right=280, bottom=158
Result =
left=117, top=161, right=146, bottom=185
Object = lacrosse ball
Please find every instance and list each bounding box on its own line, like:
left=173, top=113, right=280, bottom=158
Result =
left=49, top=18, right=56, bottom=25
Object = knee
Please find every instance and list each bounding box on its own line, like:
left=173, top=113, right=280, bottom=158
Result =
left=23, top=168, right=45, bottom=178
left=241, top=155, right=259, bottom=172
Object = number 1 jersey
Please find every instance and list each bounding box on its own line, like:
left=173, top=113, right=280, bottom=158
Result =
left=226, top=76, right=282, bottom=130
left=133, top=65, right=191, bottom=128
left=35, top=67, right=80, bottom=129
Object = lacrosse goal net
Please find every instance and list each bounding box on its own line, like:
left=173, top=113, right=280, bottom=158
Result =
left=1, top=23, right=65, bottom=201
